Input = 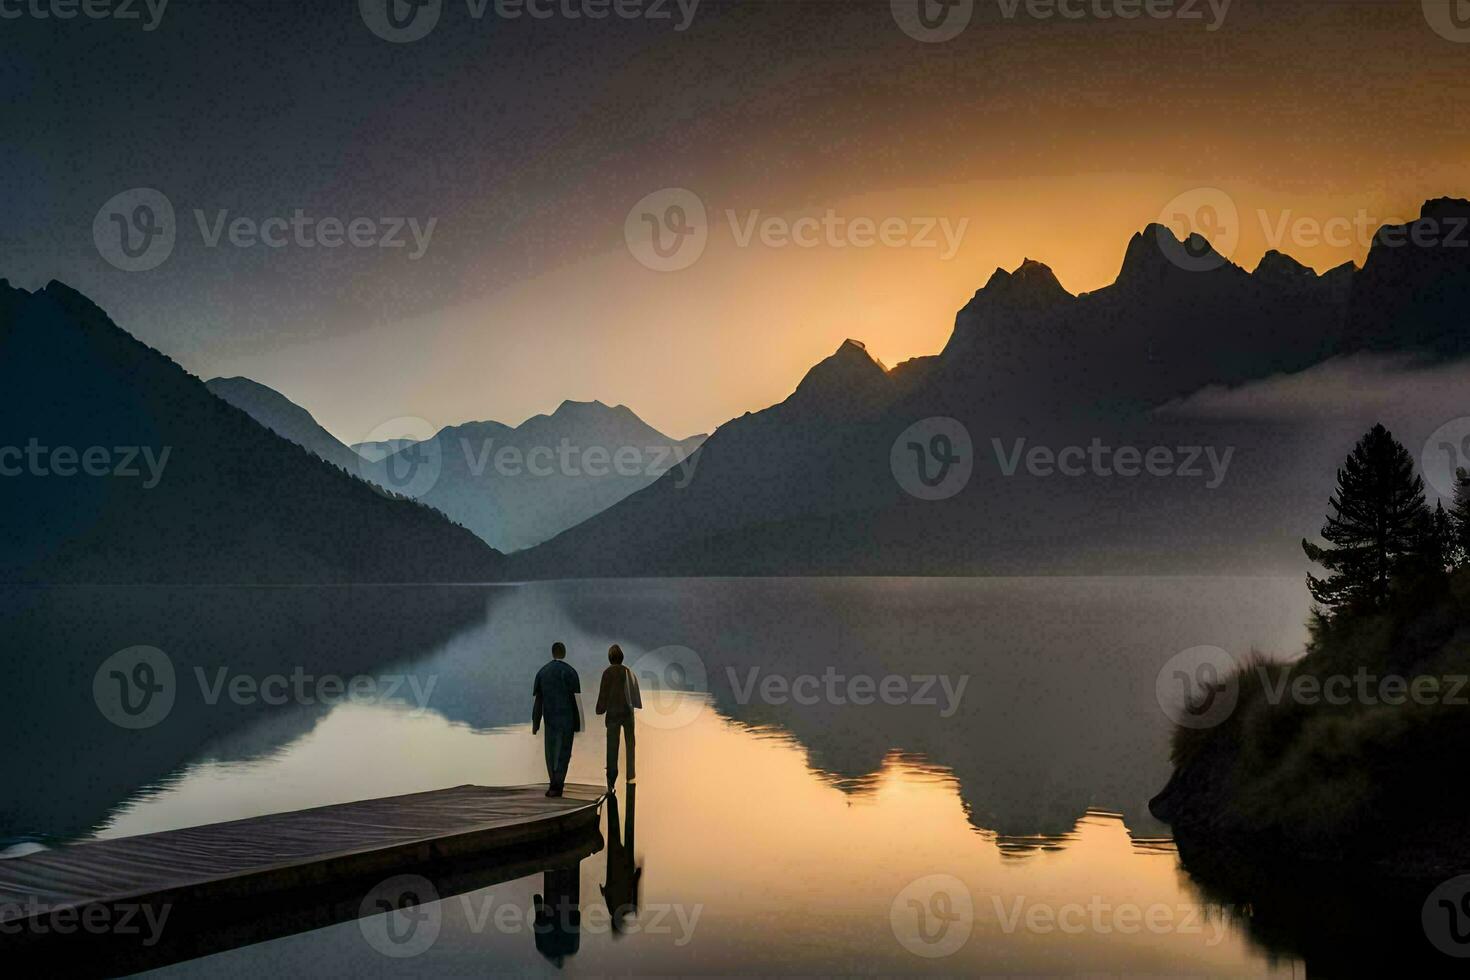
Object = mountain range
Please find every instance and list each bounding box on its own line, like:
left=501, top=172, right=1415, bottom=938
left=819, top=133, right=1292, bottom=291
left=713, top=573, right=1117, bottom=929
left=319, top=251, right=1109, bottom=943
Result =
left=0, top=281, right=502, bottom=584
left=360, top=403, right=704, bottom=553
left=510, top=197, right=1470, bottom=578
left=5, top=196, right=1467, bottom=582
left=208, top=377, right=704, bottom=554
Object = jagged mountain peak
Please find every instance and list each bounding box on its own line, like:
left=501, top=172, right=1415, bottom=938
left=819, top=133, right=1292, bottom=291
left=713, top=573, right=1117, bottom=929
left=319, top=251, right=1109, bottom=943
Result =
left=784, top=338, right=892, bottom=417
left=1253, top=249, right=1317, bottom=284
left=1117, top=223, right=1234, bottom=286
left=1421, top=196, right=1470, bottom=220
left=977, top=258, right=1073, bottom=305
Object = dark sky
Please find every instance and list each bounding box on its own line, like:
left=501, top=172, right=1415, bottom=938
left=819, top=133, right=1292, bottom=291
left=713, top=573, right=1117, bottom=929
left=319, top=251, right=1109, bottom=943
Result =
left=3, top=0, right=1468, bottom=439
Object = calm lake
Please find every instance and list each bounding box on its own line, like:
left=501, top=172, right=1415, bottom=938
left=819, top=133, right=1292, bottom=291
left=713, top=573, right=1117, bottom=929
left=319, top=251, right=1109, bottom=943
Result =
left=1, top=577, right=1316, bottom=975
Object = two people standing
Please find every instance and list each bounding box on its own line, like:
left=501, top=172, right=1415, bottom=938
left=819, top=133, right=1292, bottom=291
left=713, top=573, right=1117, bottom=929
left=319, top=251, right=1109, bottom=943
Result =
left=532, top=642, right=642, bottom=795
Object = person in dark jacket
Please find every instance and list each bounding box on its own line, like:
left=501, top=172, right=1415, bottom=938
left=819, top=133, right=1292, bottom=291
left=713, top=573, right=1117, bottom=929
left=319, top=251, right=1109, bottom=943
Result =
left=594, top=644, right=641, bottom=791
left=532, top=642, right=581, bottom=797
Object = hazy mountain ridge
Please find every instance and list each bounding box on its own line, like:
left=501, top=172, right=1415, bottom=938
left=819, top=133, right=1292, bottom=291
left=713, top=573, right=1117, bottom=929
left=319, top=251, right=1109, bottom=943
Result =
left=363, top=399, right=707, bottom=553
left=205, top=376, right=361, bottom=473
left=512, top=199, right=1470, bottom=578
left=0, top=281, right=503, bottom=584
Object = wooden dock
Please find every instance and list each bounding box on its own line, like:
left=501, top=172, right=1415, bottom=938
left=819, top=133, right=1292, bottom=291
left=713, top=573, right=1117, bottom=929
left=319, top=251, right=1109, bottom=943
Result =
left=0, top=783, right=605, bottom=973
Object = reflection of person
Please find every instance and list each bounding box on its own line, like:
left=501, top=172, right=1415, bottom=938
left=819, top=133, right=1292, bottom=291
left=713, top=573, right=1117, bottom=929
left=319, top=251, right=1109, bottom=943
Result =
left=533, top=865, right=581, bottom=966
left=532, top=642, right=581, bottom=797
left=600, top=783, right=643, bottom=933
left=595, top=644, right=641, bottom=791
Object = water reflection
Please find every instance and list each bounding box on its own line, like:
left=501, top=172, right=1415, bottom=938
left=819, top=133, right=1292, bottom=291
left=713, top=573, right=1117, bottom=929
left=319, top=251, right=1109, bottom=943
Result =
left=0, top=585, right=494, bottom=844
left=533, top=865, right=582, bottom=967
left=2, top=578, right=1327, bottom=975
left=601, top=785, right=643, bottom=934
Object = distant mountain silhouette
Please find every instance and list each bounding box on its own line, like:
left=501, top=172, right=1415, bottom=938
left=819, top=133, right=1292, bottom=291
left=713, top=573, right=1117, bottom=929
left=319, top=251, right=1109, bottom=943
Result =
left=351, top=438, right=420, bottom=462
left=360, top=401, right=705, bottom=552
left=513, top=199, right=1470, bottom=578
left=0, top=281, right=502, bottom=584
left=205, top=376, right=361, bottom=473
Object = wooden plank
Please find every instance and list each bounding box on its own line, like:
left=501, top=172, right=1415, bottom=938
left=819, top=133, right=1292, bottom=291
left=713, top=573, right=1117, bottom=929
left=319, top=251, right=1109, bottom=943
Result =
left=0, top=784, right=605, bottom=928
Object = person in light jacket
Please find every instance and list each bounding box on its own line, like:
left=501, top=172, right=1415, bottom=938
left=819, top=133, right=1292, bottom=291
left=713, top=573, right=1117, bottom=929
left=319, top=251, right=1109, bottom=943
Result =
left=595, top=644, right=641, bottom=791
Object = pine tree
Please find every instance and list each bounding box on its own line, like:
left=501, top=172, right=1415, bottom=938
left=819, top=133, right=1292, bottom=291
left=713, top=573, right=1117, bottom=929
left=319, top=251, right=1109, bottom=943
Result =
left=1302, top=424, right=1434, bottom=615
left=1450, top=467, right=1470, bottom=562
left=1432, top=500, right=1456, bottom=571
